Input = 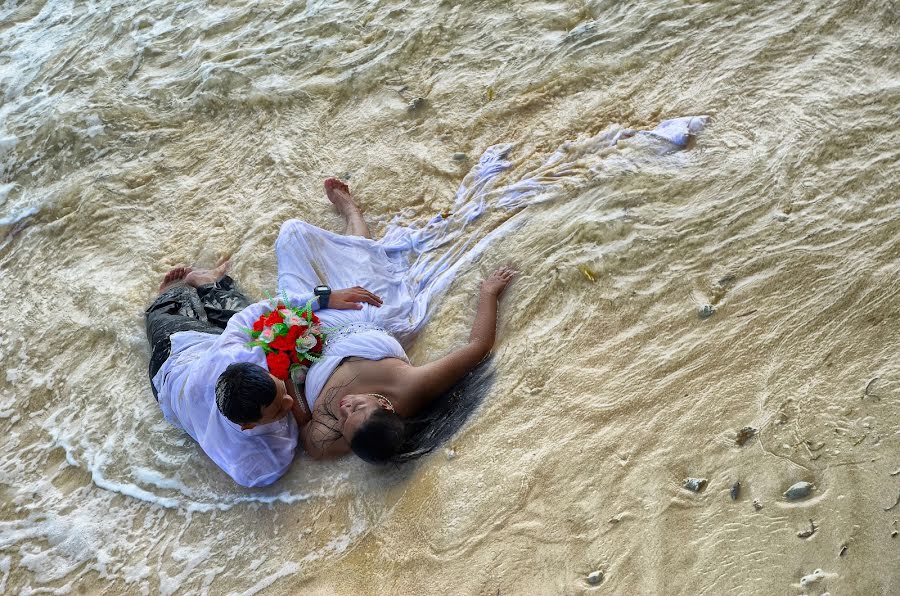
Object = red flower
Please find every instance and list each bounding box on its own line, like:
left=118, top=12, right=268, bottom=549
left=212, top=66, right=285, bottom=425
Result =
left=286, top=325, right=303, bottom=343
left=252, top=317, right=265, bottom=332
left=311, top=314, right=320, bottom=324
left=264, top=310, right=284, bottom=326
left=266, top=351, right=291, bottom=380
left=289, top=350, right=300, bottom=364
left=269, top=334, right=294, bottom=352
left=312, top=336, right=323, bottom=353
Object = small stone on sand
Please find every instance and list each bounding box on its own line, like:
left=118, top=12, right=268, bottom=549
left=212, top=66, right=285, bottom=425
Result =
left=735, top=426, right=757, bottom=446
left=797, top=519, right=817, bottom=539
left=698, top=304, right=715, bottom=319
left=783, top=481, right=814, bottom=501
left=587, top=570, right=603, bottom=585
left=799, top=568, right=826, bottom=587
left=683, top=477, right=708, bottom=492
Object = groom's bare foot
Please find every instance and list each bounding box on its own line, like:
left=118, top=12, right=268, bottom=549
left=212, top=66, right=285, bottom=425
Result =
left=184, top=257, right=231, bottom=288
left=159, top=266, right=193, bottom=292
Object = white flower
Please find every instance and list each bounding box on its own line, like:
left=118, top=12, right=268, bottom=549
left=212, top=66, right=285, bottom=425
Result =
left=298, top=335, right=317, bottom=351
left=260, top=328, right=275, bottom=342
left=290, top=368, right=307, bottom=385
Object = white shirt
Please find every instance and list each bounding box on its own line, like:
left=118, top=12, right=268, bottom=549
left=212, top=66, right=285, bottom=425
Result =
left=152, top=294, right=315, bottom=488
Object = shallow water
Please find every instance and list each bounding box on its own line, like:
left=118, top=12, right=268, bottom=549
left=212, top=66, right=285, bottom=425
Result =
left=1, top=0, right=899, bottom=594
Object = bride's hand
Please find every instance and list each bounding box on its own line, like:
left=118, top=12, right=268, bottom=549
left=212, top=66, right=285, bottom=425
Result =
left=481, top=266, right=518, bottom=298
left=331, top=286, right=384, bottom=309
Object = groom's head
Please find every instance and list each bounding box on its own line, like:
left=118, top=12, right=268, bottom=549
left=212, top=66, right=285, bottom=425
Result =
left=216, top=362, right=293, bottom=430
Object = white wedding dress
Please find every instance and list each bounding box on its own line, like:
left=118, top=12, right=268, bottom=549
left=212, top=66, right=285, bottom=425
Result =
left=277, top=116, right=710, bottom=409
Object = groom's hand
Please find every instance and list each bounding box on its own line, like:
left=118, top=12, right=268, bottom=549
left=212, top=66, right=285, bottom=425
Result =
left=330, top=286, right=383, bottom=310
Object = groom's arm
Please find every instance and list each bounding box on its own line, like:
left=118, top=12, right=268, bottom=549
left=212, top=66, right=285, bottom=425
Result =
left=286, top=378, right=312, bottom=428
left=215, top=287, right=382, bottom=350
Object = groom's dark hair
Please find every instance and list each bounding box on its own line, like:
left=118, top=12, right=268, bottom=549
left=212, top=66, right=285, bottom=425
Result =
left=350, top=409, right=405, bottom=464
left=216, top=363, right=276, bottom=424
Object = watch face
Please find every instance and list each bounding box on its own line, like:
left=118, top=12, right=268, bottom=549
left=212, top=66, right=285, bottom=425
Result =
left=314, top=285, right=330, bottom=295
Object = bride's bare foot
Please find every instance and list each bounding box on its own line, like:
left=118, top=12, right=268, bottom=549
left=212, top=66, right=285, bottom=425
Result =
left=159, top=266, right=193, bottom=292
left=324, top=177, right=357, bottom=215
left=324, top=177, right=371, bottom=238
left=184, top=257, right=231, bottom=288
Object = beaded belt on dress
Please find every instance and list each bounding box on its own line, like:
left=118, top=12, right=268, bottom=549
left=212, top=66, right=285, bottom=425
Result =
left=323, top=321, right=389, bottom=353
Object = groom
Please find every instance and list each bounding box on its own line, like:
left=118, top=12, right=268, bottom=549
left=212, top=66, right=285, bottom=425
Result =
left=145, top=181, right=382, bottom=487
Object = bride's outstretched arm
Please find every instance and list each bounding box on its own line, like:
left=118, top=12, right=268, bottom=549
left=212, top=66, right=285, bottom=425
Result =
left=396, top=266, right=516, bottom=415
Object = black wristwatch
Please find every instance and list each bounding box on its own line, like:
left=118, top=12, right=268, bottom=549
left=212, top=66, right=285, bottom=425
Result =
left=314, top=285, right=331, bottom=309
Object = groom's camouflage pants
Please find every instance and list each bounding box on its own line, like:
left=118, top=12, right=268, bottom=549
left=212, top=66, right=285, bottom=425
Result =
left=144, top=276, right=250, bottom=399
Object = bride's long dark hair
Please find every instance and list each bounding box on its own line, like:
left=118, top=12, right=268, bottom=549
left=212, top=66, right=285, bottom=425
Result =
left=350, top=409, right=405, bottom=464
left=392, top=359, right=495, bottom=463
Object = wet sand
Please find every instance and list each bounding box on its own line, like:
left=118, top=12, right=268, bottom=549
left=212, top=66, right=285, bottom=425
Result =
left=0, top=0, right=898, bottom=594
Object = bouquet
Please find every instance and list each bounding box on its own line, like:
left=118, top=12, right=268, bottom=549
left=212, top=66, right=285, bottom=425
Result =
left=243, top=297, right=326, bottom=382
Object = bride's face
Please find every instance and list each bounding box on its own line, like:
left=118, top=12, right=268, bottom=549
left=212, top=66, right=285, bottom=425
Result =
left=338, top=394, right=391, bottom=439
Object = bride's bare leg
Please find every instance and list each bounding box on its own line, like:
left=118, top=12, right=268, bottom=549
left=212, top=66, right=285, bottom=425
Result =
left=324, top=178, right=371, bottom=239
